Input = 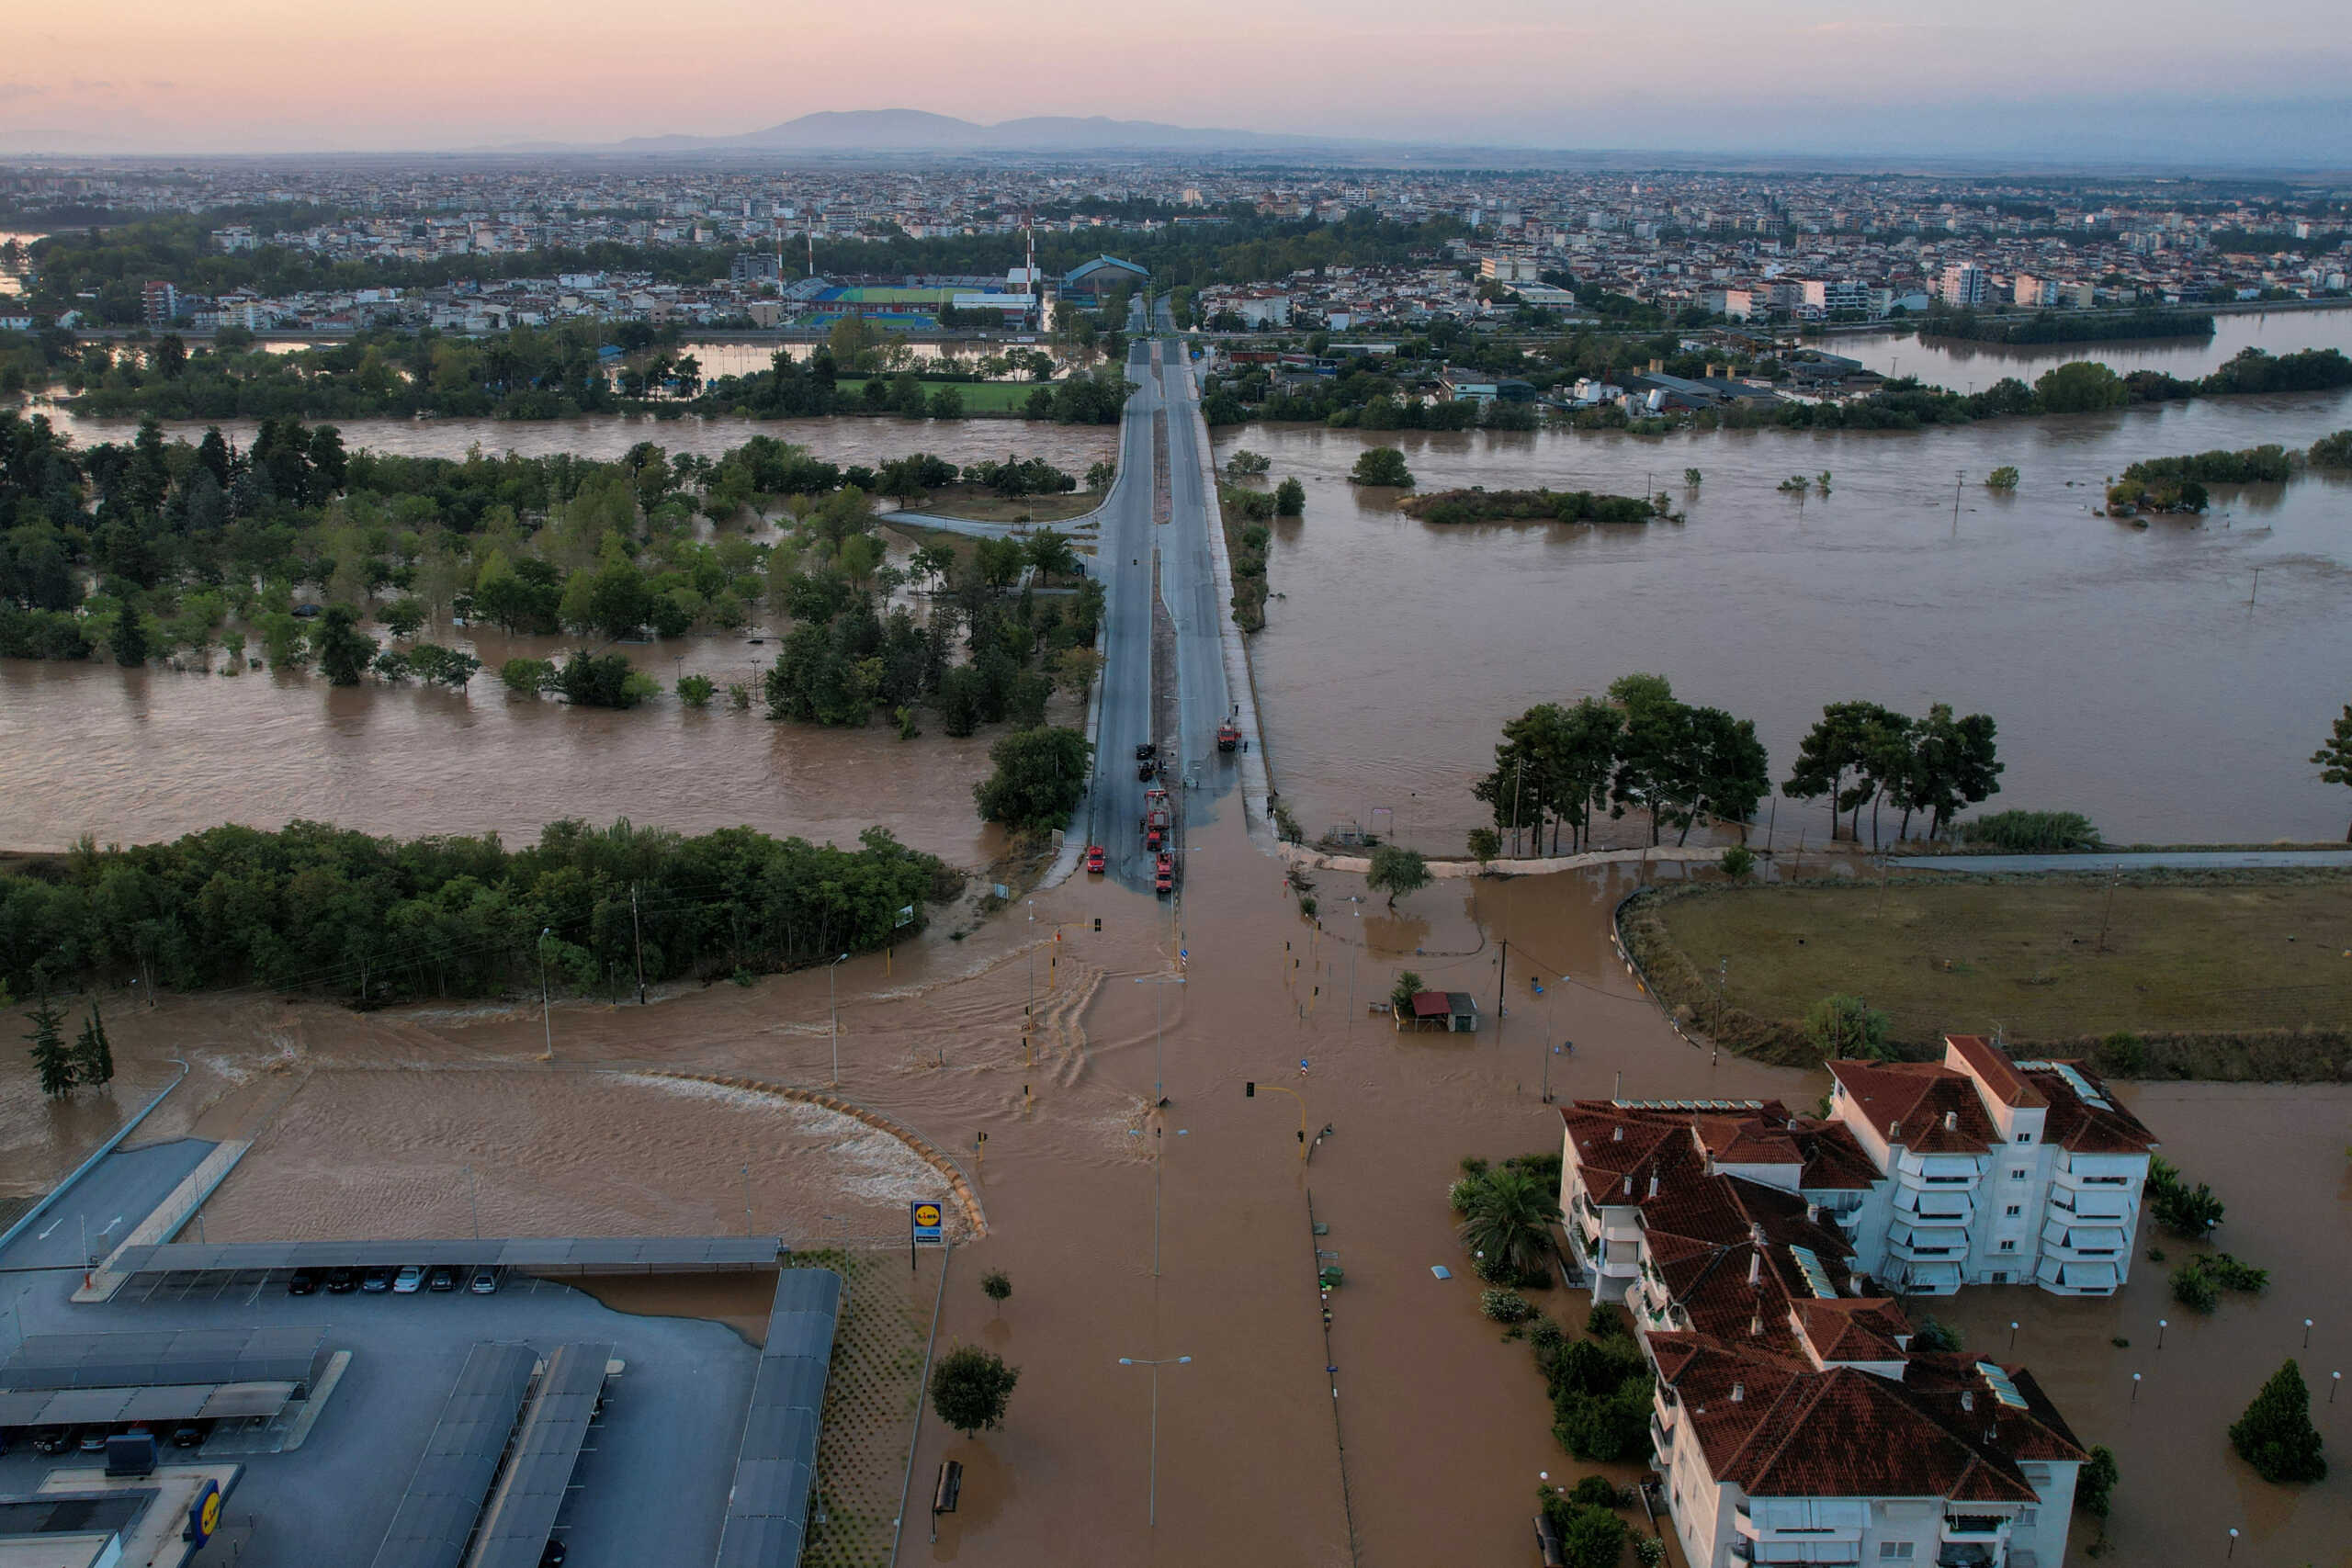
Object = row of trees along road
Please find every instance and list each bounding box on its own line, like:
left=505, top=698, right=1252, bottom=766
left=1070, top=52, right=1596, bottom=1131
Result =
left=1474, top=679, right=2002, bottom=852
left=1475, top=674, right=1770, bottom=852
left=1782, top=699, right=2003, bottom=846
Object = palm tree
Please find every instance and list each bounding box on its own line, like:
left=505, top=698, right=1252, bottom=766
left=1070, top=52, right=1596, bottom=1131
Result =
left=1456, top=1167, right=1562, bottom=1282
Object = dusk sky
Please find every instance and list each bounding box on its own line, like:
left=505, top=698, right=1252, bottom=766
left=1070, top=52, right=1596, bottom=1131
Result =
left=6, top=0, right=2350, bottom=160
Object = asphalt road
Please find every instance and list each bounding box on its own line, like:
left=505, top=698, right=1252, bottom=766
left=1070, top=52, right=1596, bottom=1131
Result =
left=0, top=1136, right=215, bottom=1276
left=1073, top=319, right=1237, bottom=894
left=1906, top=849, right=2352, bottom=874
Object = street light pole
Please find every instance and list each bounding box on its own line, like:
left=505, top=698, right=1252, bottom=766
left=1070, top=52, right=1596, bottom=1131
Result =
left=828, top=953, right=851, bottom=1087
left=1134, top=974, right=1184, bottom=1106
left=465, top=1164, right=480, bottom=1240
left=1116, top=1354, right=1192, bottom=1528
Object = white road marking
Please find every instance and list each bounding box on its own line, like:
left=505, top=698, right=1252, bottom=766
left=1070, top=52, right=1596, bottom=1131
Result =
left=34, top=1219, right=61, bottom=1240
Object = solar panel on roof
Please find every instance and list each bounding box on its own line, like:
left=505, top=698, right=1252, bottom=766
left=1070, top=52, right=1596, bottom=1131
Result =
left=1976, top=1361, right=2030, bottom=1409
left=1787, top=1245, right=1840, bottom=1300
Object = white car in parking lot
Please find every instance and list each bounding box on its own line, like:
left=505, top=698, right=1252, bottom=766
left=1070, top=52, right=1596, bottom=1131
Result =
left=391, top=1264, right=425, bottom=1293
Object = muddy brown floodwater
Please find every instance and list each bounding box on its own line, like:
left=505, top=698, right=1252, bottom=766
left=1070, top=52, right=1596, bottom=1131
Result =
left=1231, top=378, right=2352, bottom=853
left=21, top=807, right=2352, bottom=1564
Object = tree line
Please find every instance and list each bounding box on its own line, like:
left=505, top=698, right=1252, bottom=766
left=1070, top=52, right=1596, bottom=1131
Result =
left=1473, top=680, right=2001, bottom=853
left=0, top=818, right=947, bottom=1004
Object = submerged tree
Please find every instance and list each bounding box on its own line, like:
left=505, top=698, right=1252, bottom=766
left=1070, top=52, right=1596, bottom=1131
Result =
left=2230, top=1359, right=2327, bottom=1483
left=2312, top=704, right=2352, bottom=841
left=930, top=1345, right=1020, bottom=1437
left=23, top=1000, right=73, bottom=1099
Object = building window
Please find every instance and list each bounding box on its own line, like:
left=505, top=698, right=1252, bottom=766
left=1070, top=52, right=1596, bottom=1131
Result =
left=1990, top=1271, right=2009, bottom=1283
left=2016, top=1134, right=2031, bottom=1144
left=1999, top=1239, right=2017, bottom=1251
left=1878, top=1544, right=1917, bottom=1562
left=2009, top=1169, right=2030, bottom=1180
left=2018, top=1508, right=2039, bottom=1528
left=2005, top=1205, right=2022, bottom=1217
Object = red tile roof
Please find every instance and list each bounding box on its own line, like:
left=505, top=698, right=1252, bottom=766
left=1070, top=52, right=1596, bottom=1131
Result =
left=1827, top=1061, right=1996, bottom=1154
left=1945, top=1033, right=2044, bottom=1108
left=1652, top=1333, right=2084, bottom=1504
left=2016, top=1063, right=2158, bottom=1156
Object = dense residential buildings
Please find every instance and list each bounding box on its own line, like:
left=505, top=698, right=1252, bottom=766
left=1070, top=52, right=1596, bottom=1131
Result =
left=2, top=159, right=2344, bottom=339
left=1557, top=1068, right=2109, bottom=1568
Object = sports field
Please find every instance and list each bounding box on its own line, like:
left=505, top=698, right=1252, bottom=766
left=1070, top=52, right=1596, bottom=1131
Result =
left=1627, top=874, right=2352, bottom=1071
left=833, top=378, right=1042, bottom=412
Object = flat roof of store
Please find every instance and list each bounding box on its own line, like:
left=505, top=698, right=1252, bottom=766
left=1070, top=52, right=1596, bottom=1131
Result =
left=107, top=1236, right=782, bottom=1278
left=0, top=1380, right=298, bottom=1429
left=714, top=1269, right=842, bottom=1568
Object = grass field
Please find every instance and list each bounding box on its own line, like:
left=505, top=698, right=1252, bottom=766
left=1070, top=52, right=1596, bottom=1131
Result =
left=899, top=486, right=1099, bottom=524
left=832, top=378, right=1042, bottom=413
left=1628, top=874, right=2352, bottom=1076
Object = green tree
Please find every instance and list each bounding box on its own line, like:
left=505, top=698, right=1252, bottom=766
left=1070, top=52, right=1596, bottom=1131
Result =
left=929, top=1344, right=1019, bottom=1437
left=1389, top=969, right=1425, bottom=1014
left=111, top=605, right=151, bottom=668
left=675, top=673, right=717, bottom=708
left=1466, top=827, right=1500, bottom=869
left=1274, top=477, right=1306, bottom=515
left=72, top=1001, right=114, bottom=1088
left=981, top=1270, right=1012, bottom=1310
left=1456, top=1165, right=1561, bottom=1283
left=2034, top=360, right=2129, bottom=413
left=1784, top=700, right=1902, bottom=842
left=1985, top=466, right=2020, bottom=490
left=501, top=657, right=557, bottom=694
left=973, top=726, right=1091, bottom=829
left=2076, top=1444, right=2120, bottom=1519
left=1349, top=446, right=1414, bottom=487
left=1366, top=844, right=1430, bottom=908
left=2312, top=705, right=2352, bottom=841
left=314, top=604, right=377, bottom=686
left=1804, top=993, right=1893, bottom=1061
left=2229, top=1359, right=2326, bottom=1483
left=381, top=596, right=429, bottom=638
left=24, top=1000, right=74, bottom=1098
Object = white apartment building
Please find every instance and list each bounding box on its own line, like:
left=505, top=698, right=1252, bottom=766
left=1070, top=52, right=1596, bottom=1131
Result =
left=1938, top=264, right=1990, bottom=308
left=1826, top=1036, right=2156, bottom=1297
left=1480, top=254, right=1543, bottom=282
left=1556, top=1095, right=2091, bottom=1568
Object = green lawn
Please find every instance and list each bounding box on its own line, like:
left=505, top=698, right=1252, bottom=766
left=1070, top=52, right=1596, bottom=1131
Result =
left=833, top=378, right=1044, bottom=413
left=1628, top=875, right=2352, bottom=1072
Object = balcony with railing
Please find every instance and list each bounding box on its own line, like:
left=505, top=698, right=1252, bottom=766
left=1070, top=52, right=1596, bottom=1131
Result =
left=1894, top=1189, right=1974, bottom=1227
left=1888, top=1223, right=1967, bottom=1261
left=2040, top=1219, right=2128, bottom=1258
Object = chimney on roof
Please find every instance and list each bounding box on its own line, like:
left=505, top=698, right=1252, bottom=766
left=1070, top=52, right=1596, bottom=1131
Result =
left=1731, top=1381, right=1745, bottom=1402
left=1623, top=1176, right=1633, bottom=1197
left=1890, top=1120, right=1901, bottom=1139
left=1749, top=1222, right=1767, bottom=1247
left=1750, top=1313, right=1763, bottom=1337
left=1944, top=1111, right=1957, bottom=1132
left=1805, top=1201, right=1820, bottom=1224
left=1648, top=1173, right=1659, bottom=1199
left=1747, top=1251, right=1760, bottom=1285
left=1962, top=1391, right=1974, bottom=1412
left=1613, top=1126, right=1623, bottom=1143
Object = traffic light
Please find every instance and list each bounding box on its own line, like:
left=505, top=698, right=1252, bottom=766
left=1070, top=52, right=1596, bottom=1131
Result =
left=1244, top=1081, right=1255, bottom=1098
left=1092, top=917, right=1102, bottom=932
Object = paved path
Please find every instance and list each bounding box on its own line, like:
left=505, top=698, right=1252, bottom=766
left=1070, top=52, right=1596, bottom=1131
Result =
left=1907, top=850, right=2352, bottom=874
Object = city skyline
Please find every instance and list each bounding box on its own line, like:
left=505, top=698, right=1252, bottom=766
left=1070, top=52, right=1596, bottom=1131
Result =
left=6, top=0, right=2352, bottom=164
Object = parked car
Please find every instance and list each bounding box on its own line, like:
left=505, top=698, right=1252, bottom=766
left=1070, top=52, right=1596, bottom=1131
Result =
left=539, top=1541, right=568, bottom=1568
left=361, top=1266, right=395, bottom=1292
left=323, top=1268, right=358, bottom=1294
left=287, top=1269, right=320, bottom=1296
left=391, top=1264, right=425, bottom=1294
left=75, top=1429, right=108, bottom=1454
left=469, top=1268, right=501, bottom=1295
left=170, top=1423, right=207, bottom=1450
left=425, top=1266, right=457, bottom=1292
left=29, top=1427, right=69, bottom=1455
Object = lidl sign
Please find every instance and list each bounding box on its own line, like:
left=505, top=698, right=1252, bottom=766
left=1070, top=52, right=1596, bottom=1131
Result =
left=910, top=1201, right=944, bottom=1246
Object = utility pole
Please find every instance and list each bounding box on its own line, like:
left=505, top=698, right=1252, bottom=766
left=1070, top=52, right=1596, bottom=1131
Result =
left=2248, top=567, right=2260, bottom=606
left=1495, top=940, right=1508, bottom=1041
left=465, top=1165, right=480, bottom=1240
left=1952, top=469, right=1964, bottom=530
left=537, top=927, right=553, bottom=1062
left=630, top=885, right=646, bottom=1005
left=742, top=1164, right=753, bottom=1237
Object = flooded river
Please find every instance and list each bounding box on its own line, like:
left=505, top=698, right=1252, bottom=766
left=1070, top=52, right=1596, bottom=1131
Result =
left=1230, top=383, right=2352, bottom=851
left=1838, top=305, right=2352, bottom=387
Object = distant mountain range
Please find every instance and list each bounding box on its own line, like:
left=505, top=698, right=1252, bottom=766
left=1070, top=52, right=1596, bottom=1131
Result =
left=605, top=108, right=1354, bottom=155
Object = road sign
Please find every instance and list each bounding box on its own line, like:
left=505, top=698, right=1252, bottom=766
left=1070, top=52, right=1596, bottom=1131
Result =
left=895, top=904, right=915, bottom=928
left=910, top=1201, right=944, bottom=1246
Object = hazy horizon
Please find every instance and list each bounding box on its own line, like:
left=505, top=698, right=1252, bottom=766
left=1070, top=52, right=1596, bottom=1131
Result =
left=6, top=0, right=2352, bottom=165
